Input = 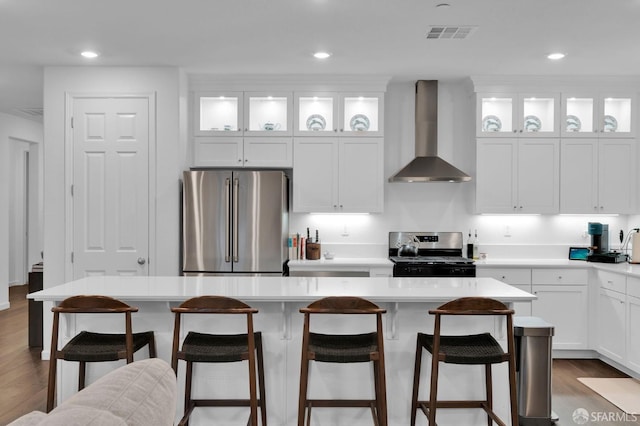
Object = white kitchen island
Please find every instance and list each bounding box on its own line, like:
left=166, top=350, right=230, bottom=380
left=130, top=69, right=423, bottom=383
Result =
left=30, top=275, right=534, bottom=426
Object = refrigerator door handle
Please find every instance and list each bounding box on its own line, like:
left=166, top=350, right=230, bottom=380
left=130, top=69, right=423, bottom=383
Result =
left=233, top=177, right=239, bottom=263
left=225, top=178, right=231, bottom=263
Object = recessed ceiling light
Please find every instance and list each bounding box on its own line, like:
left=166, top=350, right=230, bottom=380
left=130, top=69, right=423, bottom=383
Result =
left=313, top=52, right=331, bottom=59
left=547, top=52, right=565, bottom=60
left=81, top=51, right=99, bottom=59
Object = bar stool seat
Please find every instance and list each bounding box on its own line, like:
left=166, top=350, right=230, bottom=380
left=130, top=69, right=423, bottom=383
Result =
left=410, top=297, right=518, bottom=426
left=180, top=331, right=263, bottom=363
left=298, top=296, right=388, bottom=426
left=60, top=331, right=155, bottom=362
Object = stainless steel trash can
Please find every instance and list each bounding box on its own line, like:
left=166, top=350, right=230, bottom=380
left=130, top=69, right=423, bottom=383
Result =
left=514, top=316, right=555, bottom=426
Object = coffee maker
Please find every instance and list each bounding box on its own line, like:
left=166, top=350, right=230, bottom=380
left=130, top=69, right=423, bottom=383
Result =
left=586, top=222, right=627, bottom=263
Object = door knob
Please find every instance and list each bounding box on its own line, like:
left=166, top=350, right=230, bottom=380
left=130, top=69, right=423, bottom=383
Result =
left=137, top=257, right=146, bottom=265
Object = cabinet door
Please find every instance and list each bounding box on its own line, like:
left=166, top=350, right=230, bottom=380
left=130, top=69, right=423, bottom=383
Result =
left=597, top=287, right=626, bottom=363
left=561, top=94, right=598, bottom=137
left=531, top=285, right=588, bottom=350
left=243, top=92, right=292, bottom=136
left=519, top=93, right=560, bottom=137
left=338, top=138, right=384, bottom=212
left=243, top=137, right=293, bottom=168
left=477, top=268, right=532, bottom=316
left=600, top=94, right=635, bottom=137
left=517, top=139, right=559, bottom=213
left=339, top=93, right=384, bottom=137
left=294, top=92, right=339, bottom=136
left=477, top=93, right=516, bottom=137
left=193, top=137, right=243, bottom=167
left=292, top=138, right=339, bottom=212
left=476, top=139, right=517, bottom=213
left=194, top=92, right=244, bottom=136
left=598, top=139, right=637, bottom=213
left=560, top=139, right=598, bottom=213
left=627, top=294, right=640, bottom=373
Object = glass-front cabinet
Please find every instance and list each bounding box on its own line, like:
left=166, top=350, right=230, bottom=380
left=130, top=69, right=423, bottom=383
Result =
left=476, top=93, right=559, bottom=137
left=294, top=92, right=383, bottom=137
left=561, top=93, right=634, bottom=137
left=243, top=92, right=292, bottom=136
left=194, top=91, right=292, bottom=136
left=195, top=92, right=243, bottom=136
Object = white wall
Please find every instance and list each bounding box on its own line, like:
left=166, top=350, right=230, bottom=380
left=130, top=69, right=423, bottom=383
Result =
left=43, top=67, right=184, bottom=293
left=0, top=112, right=43, bottom=310
left=290, top=80, right=635, bottom=259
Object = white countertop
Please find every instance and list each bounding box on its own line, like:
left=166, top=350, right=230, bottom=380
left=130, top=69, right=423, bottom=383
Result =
left=476, top=258, right=640, bottom=277
left=28, top=275, right=534, bottom=303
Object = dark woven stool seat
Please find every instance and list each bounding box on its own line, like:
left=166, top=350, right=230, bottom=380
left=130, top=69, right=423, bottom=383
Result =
left=62, top=331, right=155, bottom=362
left=181, top=331, right=262, bottom=363
left=298, top=296, right=388, bottom=426
left=171, top=296, right=267, bottom=426
left=410, top=297, right=518, bottom=426
left=309, top=332, right=378, bottom=363
left=417, top=332, right=506, bottom=365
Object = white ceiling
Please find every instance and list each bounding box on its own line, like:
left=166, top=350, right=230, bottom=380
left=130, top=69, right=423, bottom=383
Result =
left=2, top=0, right=640, bottom=121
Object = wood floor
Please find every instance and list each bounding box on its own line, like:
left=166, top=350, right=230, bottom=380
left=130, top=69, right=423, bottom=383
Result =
left=1, top=285, right=638, bottom=425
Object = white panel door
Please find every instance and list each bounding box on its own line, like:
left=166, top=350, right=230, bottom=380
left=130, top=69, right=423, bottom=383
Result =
left=292, top=137, right=338, bottom=212
left=598, top=138, right=637, bottom=213
left=476, top=138, right=517, bottom=213
left=73, top=97, right=149, bottom=277
left=560, top=139, right=598, bottom=213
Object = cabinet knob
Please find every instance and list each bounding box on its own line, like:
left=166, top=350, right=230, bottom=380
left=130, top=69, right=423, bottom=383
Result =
left=519, top=129, right=523, bottom=133
left=238, top=159, right=242, bottom=162
left=513, top=130, right=517, bottom=133
left=245, top=159, right=248, bottom=162
left=137, top=257, right=146, bottom=265
left=558, top=276, right=562, bottom=280
left=339, top=204, right=343, bottom=208
left=334, top=129, right=338, bottom=132
left=340, top=128, right=344, bottom=132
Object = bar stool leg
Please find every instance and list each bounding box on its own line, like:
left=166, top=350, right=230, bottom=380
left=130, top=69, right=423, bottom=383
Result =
left=46, top=358, right=57, bottom=412
left=256, top=339, right=267, bottom=426
left=297, top=353, right=310, bottom=426
left=376, top=357, right=388, bottom=426
left=485, top=364, right=493, bottom=426
left=248, top=351, right=258, bottom=426
left=182, top=361, right=193, bottom=426
left=78, top=361, right=86, bottom=391
left=427, top=352, right=439, bottom=425
left=410, top=336, right=422, bottom=426
left=508, top=355, right=519, bottom=426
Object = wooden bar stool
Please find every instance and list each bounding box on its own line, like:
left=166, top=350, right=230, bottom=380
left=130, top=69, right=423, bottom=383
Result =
left=47, top=295, right=157, bottom=412
left=298, top=296, right=387, bottom=426
left=410, top=297, right=518, bottom=426
left=171, top=296, right=267, bottom=426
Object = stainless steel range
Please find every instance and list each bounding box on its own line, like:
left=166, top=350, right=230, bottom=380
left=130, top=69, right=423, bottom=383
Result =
left=389, top=232, right=476, bottom=277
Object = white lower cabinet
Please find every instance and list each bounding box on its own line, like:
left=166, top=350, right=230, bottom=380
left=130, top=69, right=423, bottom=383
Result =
left=531, top=268, right=589, bottom=350
left=626, top=278, right=640, bottom=372
left=597, top=287, right=626, bottom=363
left=476, top=267, right=532, bottom=316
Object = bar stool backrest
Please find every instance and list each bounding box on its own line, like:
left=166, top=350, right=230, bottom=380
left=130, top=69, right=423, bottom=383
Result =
left=429, top=297, right=514, bottom=317
left=300, top=296, right=386, bottom=315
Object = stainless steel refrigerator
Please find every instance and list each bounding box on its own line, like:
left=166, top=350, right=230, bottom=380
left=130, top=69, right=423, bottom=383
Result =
left=182, top=170, right=289, bottom=275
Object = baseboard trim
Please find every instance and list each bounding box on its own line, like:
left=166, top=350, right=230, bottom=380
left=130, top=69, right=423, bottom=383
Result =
left=0, top=302, right=10, bottom=311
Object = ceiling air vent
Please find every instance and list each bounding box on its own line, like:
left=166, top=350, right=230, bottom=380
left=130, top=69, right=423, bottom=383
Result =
left=426, top=26, right=476, bottom=39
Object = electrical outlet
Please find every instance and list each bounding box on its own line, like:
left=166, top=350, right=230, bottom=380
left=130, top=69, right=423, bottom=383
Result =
left=341, top=225, right=349, bottom=237
left=504, top=226, right=511, bottom=237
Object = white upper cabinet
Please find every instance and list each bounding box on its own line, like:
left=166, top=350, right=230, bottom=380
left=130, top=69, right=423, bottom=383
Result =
left=194, top=91, right=293, bottom=136
left=195, top=91, right=244, bottom=136
left=294, top=92, right=384, bottom=137
left=293, top=137, right=384, bottom=213
left=477, top=92, right=560, bottom=138
left=561, top=93, right=635, bottom=138
left=243, top=92, right=293, bottom=136
left=476, top=138, right=559, bottom=214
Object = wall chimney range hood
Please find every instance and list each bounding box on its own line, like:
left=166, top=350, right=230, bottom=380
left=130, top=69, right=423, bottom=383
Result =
left=389, top=80, right=471, bottom=183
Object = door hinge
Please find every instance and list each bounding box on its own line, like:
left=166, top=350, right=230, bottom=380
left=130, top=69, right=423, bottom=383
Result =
left=71, top=252, right=74, bottom=263
left=70, top=184, right=74, bottom=196
left=70, top=117, right=74, bottom=128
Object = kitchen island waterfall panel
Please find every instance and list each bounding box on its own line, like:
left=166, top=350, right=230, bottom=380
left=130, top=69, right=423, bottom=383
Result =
left=31, top=276, right=533, bottom=426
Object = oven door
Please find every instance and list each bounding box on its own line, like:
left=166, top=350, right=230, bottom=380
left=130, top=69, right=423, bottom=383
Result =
left=393, top=263, right=476, bottom=277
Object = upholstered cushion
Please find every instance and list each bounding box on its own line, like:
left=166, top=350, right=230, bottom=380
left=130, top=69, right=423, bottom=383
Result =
left=8, top=358, right=176, bottom=426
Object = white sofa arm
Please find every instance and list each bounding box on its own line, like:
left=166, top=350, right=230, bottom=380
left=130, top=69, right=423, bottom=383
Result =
left=9, top=358, right=176, bottom=426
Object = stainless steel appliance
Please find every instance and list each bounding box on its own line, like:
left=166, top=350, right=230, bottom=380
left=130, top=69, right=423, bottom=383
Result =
left=388, top=232, right=476, bottom=277
left=182, top=170, right=289, bottom=275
